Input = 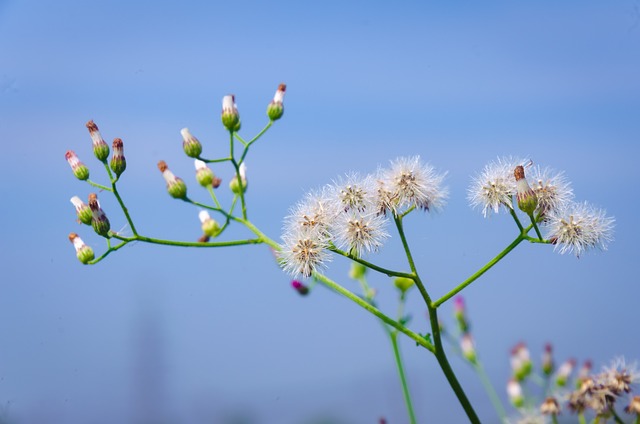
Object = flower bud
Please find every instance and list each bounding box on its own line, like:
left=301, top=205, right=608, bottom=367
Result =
left=460, top=333, right=477, bottom=364
left=267, top=83, right=286, bottom=121
left=229, top=162, right=247, bottom=195
left=198, top=210, right=221, bottom=238
left=68, top=232, right=95, bottom=264
left=514, top=165, right=538, bottom=215
left=555, top=358, right=576, bottom=387
left=511, top=342, right=532, bottom=381
left=625, top=395, right=640, bottom=415
left=86, top=120, right=110, bottom=161
left=348, top=262, right=367, bottom=280
left=507, top=379, right=524, bottom=408
left=110, top=138, right=127, bottom=177
left=393, top=276, right=414, bottom=293
left=221, top=95, right=240, bottom=131
left=181, top=128, right=202, bottom=158
left=291, top=280, right=309, bottom=296
left=65, top=150, right=90, bottom=180
left=453, top=296, right=469, bottom=333
left=70, top=196, right=92, bottom=225
left=88, top=193, right=111, bottom=236
left=575, top=359, right=592, bottom=389
left=542, top=343, right=554, bottom=376
left=158, top=160, right=187, bottom=199
left=194, top=159, right=214, bottom=187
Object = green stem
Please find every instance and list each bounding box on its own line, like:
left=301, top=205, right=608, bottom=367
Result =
left=528, top=212, right=543, bottom=240
left=609, top=405, right=625, bottom=424
left=111, top=233, right=262, bottom=248
left=473, top=362, right=507, bottom=422
left=578, top=413, right=587, bottom=424
left=551, top=414, right=559, bottom=424
left=433, top=234, right=526, bottom=308
left=509, top=207, right=524, bottom=232
left=312, top=272, right=435, bottom=353
left=393, top=214, right=480, bottom=423
left=197, top=156, right=232, bottom=164
left=87, top=239, right=129, bottom=264
left=329, top=246, right=414, bottom=279
left=86, top=179, right=112, bottom=192
left=111, top=181, right=138, bottom=235
left=390, top=331, right=418, bottom=424
left=206, top=185, right=222, bottom=210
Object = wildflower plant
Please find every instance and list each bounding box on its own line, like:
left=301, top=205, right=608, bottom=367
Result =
left=64, top=83, right=620, bottom=423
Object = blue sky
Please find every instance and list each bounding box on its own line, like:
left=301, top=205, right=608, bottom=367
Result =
left=1, top=1, right=640, bottom=423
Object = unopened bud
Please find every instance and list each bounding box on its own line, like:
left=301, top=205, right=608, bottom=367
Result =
left=454, top=296, right=469, bottom=333
left=460, top=333, right=477, bottom=364
left=86, top=120, right=109, bottom=161
left=194, top=159, right=214, bottom=187
left=70, top=196, right=92, bottom=225
left=267, top=83, right=286, bottom=121
left=507, top=379, right=524, bottom=408
left=158, top=160, right=187, bottom=199
left=198, top=210, right=221, bottom=238
left=575, top=359, right=592, bottom=389
left=514, top=165, right=538, bottom=215
left=291, top=280, right=309, bottom=296
left=393, top=276, right=414, bottom=293
left=229, top=162, right=247, bottom=194
left=65, top=150, right=90, bottom=180
left=88, top=193, right=110, bottom=236
left=555, top=358, right=576, bottom=387
left=68, top=232, right=95, bottom=264
left=349, top=262, right=367, bottom=280
left=625, top=395, right=640, bottom=415
left=110, top=138, right=127, bottom=177
left=511, top=342, right=532, bottom=381
left=181, top=128, right=202, bottom=158
left=221, top=95, right=240, bottom=131
left=542, top=343, right=554, bottom=376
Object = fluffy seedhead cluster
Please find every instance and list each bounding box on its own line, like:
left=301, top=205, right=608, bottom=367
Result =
left=468, top=157, right=614, bottom=257
left=279, top=156, right=448, bottom=277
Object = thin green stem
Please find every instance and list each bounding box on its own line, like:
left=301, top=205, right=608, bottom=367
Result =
left=433, top=234, right=526, bottom=308
left=528, top=212, right=543, bottom=240
left=578, top=413, right=587, bottom=424
left=473, top=362, right=507, bottom=422
left=86, top=179, right=112, bottom=192
left=392, top=214, right=480, bottom=423
left=312, top=272, right=435, bottom=353
left=197, top=156, right=232, bottom=164
left=110, top=233, right=262, bottom=248
left=509, top=207, right=524, bottom=232
left=206, top=185, right=222, bottom=210
left=609, top=405, right=625, bottom=424
left=551, top=414, right=559, bottom=424
left=329, top=246, right=414, bottom=279
left=390, top=332, right=417, bottom=424
left=111, top=181, right=138, bottom=235
left=87, top=239, right=129, bottom=264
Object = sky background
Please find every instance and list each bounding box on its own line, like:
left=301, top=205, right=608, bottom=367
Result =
left=1, top=1, right=640, bottom=423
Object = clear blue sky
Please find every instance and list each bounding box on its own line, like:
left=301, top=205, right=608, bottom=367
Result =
left=1, top=1, right=639, bottom=423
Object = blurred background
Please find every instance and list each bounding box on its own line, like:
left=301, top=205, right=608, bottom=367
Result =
left=1, top=1, right=639, bottom=423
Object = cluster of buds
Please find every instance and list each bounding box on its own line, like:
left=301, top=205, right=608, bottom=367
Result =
left=158, top=160, right=187, bottom=199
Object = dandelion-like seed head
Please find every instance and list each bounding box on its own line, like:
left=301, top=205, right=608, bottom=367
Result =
left=469, top=156, right=524, bottom=217
left=331, top=173, right=376, bottom=213
left=601, top=357, right=639, bottom=395
left=285, top=189, right=334, bottom=239
left=382, top=156, right=448, bottom=213
left=529, top=166, right=573, bottom=217
left=279, top=227, right=330, bottom=277
left=546, top=201, right=615, bottom=257
left=333, top=211, right=389, bottom=257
